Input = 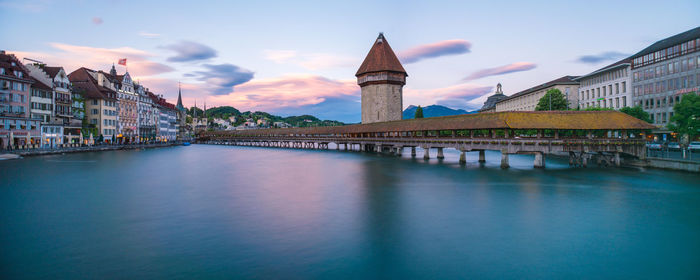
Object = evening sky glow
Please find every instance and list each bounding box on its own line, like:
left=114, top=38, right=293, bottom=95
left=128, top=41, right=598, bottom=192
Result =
left=1, top=0, right=698, bottom=122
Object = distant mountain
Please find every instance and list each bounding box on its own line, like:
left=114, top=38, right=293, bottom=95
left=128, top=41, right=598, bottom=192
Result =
left=188, top=106, right=345, bottom=127
left=403, top=105, right=476, bottom=119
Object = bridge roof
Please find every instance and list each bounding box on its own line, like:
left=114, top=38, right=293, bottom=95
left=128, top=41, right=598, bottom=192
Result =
left=211, top=111, right=655, bottom=136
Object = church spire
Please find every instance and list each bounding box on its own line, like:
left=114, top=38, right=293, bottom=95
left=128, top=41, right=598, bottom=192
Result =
left=109, top=63, right=117, bottom=76
left=176, top=82, right=185, bottom=111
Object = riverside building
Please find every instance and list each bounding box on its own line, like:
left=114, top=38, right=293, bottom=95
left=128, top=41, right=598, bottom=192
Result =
left=494, top=76, right=580, bottom=111
left=69, top=67, right=119, bottom=142
left=630, top=26, right=700, bottom=138
left=575, top=58, right=631, bottom=110
left=0, top=51, right=41, bottom=149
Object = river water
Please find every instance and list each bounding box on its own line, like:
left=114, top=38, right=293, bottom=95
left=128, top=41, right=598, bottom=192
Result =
left=1, top=145, right=699, bottom=279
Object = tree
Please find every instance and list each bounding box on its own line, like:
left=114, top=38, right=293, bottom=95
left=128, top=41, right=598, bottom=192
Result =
left=415, top=106, right=424, bottom=118
left=668, top=93, right=700, bottom=142
left=535, top=89, right=569, bottom=111
left=620, top=106, right=652, bottom=123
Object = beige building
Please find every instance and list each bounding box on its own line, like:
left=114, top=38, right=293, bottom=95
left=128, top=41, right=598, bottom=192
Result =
left=68, top=67, right=118, bottom=142
left=495, top=76, right=580, bottom=111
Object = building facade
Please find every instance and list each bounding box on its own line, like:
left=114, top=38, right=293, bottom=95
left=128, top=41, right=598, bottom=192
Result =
left=0, top=51, right=41, bottom=149
left=630, top=27, right=699, bottom=135
left=68, top=67, right=118, bottom=142
left=495, top=76, right=580, bottom=111
left=356, top=33, right=407, bottom=124
left=137, top=85, right=157, bottom=141
left=107, top=66, right=139, bottom=143
left=576, top=59, right=632, bottom=110
left=25, top=64, right=55, bottom=123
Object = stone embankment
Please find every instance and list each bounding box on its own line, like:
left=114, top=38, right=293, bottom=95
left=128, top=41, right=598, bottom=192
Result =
left=2, top=142, right=182, bottom=158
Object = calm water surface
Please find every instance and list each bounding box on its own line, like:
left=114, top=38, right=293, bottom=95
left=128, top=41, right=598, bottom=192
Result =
left=1, top=145, right=699, bottom=279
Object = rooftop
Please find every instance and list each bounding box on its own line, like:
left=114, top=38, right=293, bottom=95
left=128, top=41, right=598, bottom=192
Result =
left=211, top=111, right=655, bottom=136
left=574, top=57, right=632, bottom=81
left=631, top=26, right=700, bottom=58
left=497, top=76, right=579, bottom=103
left=355, top=33, right=407, bottom=76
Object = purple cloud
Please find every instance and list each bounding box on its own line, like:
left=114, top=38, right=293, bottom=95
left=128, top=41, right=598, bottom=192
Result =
left=462, top=62, right=537, bottom=81
left=399, top=39, right=471, bottom=64
left=191, top=63, right=254, bottom=95
left=576, top=51, right=629, bottom=64
left=163, top=41, right=218, bottom=62
left=92, top=17, right=103, bottom=25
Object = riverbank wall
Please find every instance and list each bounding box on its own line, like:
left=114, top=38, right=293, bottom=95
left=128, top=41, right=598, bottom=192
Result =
left=3, top=142, right=182, bottom=158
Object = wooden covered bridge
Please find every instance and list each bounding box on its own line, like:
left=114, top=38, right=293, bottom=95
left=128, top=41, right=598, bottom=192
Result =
left=197, top=111, right=655, bottom=168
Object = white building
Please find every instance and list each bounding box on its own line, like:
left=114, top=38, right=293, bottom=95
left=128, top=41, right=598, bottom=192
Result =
left=575, top=58, right=631, bottom=110
left=494, top=76, right=580, bottom=111
left=24, top=64, right=54, bottom=123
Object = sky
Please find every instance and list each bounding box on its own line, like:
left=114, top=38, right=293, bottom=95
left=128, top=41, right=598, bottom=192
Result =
left=1, top=0, right=698, bottom=123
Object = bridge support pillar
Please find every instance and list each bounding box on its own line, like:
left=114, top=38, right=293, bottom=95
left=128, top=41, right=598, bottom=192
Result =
left=395, top=147, right=402, bottom=157
left=459, top=150, right=466, bottom=164
left=582, top=154, right=588, bottom=167
left=614, top=152, right=620, bottom=167
left=478, top=150, right=486, bottom=163
left=569, top=151, right=574, bottom=166
left=437, top=147, right=445, bottom=159
left=500, top=149, right=510, bottom=169
left=534, top=152, right=545, bottom=168
left=423, top=147, right=430, bottom=160
left=411, top=147, right=416, bottom=157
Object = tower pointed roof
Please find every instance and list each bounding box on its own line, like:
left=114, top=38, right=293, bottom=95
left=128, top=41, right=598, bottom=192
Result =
left=176, top=82, right=185, bottom=111
left=355, top=33, right=407, bottom=76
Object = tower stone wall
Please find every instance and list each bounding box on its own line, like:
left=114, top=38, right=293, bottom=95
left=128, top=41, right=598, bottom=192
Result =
left=361, top=83, right=403, bottom=123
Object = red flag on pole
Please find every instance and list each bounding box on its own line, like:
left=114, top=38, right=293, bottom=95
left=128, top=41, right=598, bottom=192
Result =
left=118, top=58, right=127, bottom=66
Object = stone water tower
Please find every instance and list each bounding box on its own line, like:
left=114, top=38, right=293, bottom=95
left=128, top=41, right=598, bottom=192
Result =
left=356, top=33, right=407, bottom=124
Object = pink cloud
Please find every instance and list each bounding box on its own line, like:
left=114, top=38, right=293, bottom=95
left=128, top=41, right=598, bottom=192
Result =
left=399, top=39, right=472, bottom=63
left=208, top=75, right=358, bottom=111
left=11, top=43, right=174, bottom=78
left=92, top=17, right=103, bottom=25
left=462, top=62, right=536, bottom=81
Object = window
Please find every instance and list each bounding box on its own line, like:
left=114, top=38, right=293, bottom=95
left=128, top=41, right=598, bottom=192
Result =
left=615, top=83, right=619, bottom=94
left=92, top=99, right=98, bottom=105
left=622, top=96, right=627, bottom=107
left=92, top=109, right=98, bottom=114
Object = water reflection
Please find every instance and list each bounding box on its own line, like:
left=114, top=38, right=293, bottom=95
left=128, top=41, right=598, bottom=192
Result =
left=1, top=145, right=699, bottom=279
